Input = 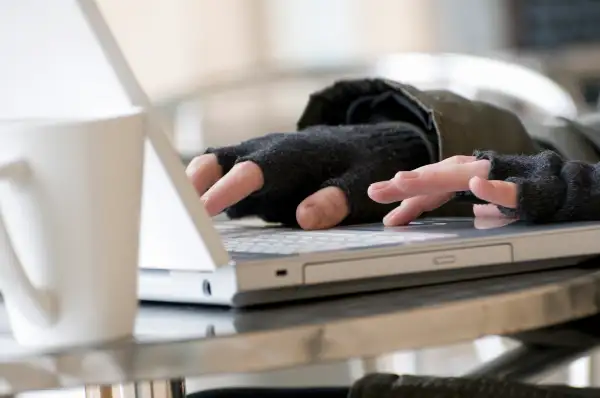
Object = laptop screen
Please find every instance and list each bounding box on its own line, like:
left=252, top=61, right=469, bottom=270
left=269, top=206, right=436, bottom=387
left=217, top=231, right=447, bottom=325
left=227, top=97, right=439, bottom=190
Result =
left=0, top=0, right=230, bottom=271
left=0, top=0, right=133, bottom=119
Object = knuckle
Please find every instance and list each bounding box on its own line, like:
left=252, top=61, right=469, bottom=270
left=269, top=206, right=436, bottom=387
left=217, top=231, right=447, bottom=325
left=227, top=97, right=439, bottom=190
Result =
left=421, top=170, right=438, bottom=180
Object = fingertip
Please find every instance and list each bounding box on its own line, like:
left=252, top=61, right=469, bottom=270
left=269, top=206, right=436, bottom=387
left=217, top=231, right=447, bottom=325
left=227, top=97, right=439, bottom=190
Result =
left=186, top=153, right=215, bottom=174
left=382, top=212, right=411, bottom=227
left=297, top=203, right=343, bottom=230
left=382, top=205, right=413, bottom=227
left=199, top=160, right=264, bottom=216
left=296, top=204, right=320, bottom=230
left=367, top=181, right=391, bottom=202
left=185, top=156, right=201, bottom=176
left=186, top=154, right=222, bottom=195
left=367, top=182, right=406, bottom=204
left=382, top=214, right=399, bottom=227
left=368, top=181, right=389, bottom=193
left=297, top=187, right=349, bottom=230
left=199, top=194, right=219, bottom=217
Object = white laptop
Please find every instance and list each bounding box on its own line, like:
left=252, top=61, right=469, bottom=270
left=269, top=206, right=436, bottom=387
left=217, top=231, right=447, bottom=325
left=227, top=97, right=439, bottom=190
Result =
left=4, top=0, right=600, bottom=308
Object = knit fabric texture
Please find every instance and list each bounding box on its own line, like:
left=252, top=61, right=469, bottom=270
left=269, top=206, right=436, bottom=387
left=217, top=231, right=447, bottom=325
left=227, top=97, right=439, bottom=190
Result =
left=455, top=150, right=600, bottom=223
left=206, top=123, right=434, bottom=225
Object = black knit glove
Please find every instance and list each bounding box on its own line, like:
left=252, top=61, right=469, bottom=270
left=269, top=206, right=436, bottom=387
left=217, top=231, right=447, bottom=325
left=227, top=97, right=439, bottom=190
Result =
left=204, top=78, right=443, bottom=226
left=206, top=123, right=434, bottom=225
left=459, top=150, right=600, bottom=223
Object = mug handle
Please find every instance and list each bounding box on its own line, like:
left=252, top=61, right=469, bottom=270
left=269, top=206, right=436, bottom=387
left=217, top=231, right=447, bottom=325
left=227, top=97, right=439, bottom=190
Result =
left=0, top=160, right=56, bottom=327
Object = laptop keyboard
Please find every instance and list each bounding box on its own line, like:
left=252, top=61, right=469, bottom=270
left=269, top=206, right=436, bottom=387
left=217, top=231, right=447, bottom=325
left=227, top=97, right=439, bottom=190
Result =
left=217, top=225, right=455, bottom=255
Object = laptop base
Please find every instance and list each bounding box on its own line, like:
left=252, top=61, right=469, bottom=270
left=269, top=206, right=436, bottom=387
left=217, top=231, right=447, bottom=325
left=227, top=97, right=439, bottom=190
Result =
left=141, top=255, right=594, bottom=308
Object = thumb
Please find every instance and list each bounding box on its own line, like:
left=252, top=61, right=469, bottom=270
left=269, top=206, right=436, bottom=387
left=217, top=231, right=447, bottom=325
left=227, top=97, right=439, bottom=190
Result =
left=296, top=186, right=349, bottom=230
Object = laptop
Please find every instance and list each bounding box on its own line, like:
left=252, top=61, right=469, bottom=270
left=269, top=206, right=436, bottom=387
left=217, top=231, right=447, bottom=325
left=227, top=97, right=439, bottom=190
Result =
left=5, top=0, right=600, bottom=308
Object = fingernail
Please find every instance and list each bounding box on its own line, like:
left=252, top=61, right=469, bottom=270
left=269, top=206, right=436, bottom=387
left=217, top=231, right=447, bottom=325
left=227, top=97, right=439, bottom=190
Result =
left=394, top=171, right=419, bottom=180
left=369, top=181, right=390, bottom=191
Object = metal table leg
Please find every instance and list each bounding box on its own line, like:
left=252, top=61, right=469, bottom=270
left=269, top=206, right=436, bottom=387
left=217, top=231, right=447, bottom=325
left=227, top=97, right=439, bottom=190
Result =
left=85, top=379, right=186, bottom=398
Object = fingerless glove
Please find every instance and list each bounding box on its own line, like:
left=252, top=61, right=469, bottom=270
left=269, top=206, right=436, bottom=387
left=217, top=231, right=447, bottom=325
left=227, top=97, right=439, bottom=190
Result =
left=459, top=150, right=600, bottom=223
left=206, top=123, right=434, bottom=225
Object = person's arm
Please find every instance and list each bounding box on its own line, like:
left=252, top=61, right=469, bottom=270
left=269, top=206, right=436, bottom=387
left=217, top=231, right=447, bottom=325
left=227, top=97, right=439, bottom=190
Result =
left=187, top=78, right=539, bottom=229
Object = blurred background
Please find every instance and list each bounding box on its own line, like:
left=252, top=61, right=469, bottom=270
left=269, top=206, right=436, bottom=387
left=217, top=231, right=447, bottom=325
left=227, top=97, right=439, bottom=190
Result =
left=22, top=1, right=600, bottom=396
left=99, top=0, right=600, bottom=160
left=95, top=0, right=600, bottom=390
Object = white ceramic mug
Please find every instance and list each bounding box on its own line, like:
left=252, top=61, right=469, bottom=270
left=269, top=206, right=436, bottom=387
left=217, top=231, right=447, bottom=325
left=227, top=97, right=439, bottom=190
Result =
left=0, top=110, right=145, bottom=348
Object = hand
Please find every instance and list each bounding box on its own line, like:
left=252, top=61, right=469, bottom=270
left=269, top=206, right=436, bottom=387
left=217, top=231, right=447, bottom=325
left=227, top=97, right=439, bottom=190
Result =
left=367, top=155, right=519, bottom=226
left=185, top=124, right=431, bottom=230
left=186, top=152, right=349, bottom=230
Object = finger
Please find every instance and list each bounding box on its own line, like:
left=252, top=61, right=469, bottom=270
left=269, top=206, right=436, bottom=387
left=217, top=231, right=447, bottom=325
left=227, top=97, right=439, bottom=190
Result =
left=368, top=179, right=409, bottom=204
left=368, top=156, right=479, bottom=204
left=186, top=154, right=223, bottom=195
left=369, top=160, right=490, bottom=204
left=469, top=177, right=518, bottom=209
left=390, top=159, right=491, bottom=197
left=383, top=193, right=453, bottom=226
left=296, top=186, right=349, bottom=230
left=472, top=204, right=504, bottom=218
left=201, top=161, right=264, bottom=216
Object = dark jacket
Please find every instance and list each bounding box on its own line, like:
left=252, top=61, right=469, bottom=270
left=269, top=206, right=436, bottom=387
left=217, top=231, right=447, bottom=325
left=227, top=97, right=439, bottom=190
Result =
left=297, top=78, right=540, bottom=218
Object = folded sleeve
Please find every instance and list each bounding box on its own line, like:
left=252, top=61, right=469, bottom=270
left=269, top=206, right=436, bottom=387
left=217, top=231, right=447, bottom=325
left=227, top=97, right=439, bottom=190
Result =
left=474, top=150, right=600, bottom=223
left=296, top=78, right=539, bottom=163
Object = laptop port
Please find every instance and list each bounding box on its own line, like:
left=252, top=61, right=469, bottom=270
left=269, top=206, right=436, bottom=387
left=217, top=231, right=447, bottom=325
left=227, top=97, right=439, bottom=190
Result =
left=202, top=280, right=212, bottom=296
left=275, top=269, right=288, bottom=277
